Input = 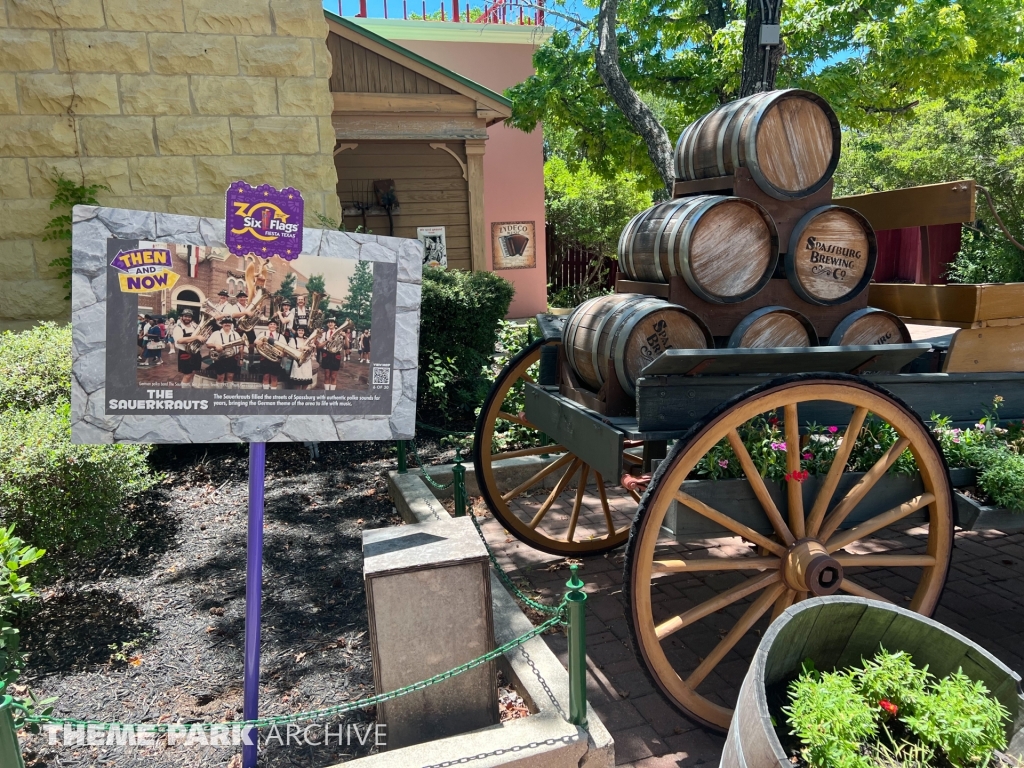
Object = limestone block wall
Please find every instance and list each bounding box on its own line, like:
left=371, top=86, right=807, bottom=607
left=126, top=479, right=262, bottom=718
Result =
left=0, top=0, right=342, bottom=331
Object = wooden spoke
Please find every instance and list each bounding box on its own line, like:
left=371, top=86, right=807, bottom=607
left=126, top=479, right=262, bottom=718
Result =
left=652, top=557, right=779, bottom=575
left=784, top=403, right=805, bottom=538
left=528, top=459, right=581, bottom=530
left=834, top=554, right=937, bottom=568
left=594, top=472, right=615, bottom=537
left=687, top=583, right=787, bottom=690
left=500, top=453, right=574, bottom=503
left=498, top=410, right=538, bottom=430
left=806, top=407, right=869, bottom=537
left=492, top=444, right=566, bottom=462
left=726, top=429, right=794, bottom=545
left=839, top=578, right=894, bottom=604
left=520, top=372, right=535, bottom=385
left=675, top=492, right=787, bottom=557
left=770, top=589, right=797, bottom=622
left=655, top=571, right=780, bottom=641
left=826, top=493, right=935, bottom=554
left=818, top=436, right=912, bottom=541
left=566, top=465, right=589, bottom=543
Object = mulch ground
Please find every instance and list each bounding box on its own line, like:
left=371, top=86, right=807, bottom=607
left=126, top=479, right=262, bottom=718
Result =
left=16, top=439, right=451, bottom=768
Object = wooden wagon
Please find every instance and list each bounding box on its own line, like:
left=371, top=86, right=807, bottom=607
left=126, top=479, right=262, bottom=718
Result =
left=470, top=89, right=1024, bottom=731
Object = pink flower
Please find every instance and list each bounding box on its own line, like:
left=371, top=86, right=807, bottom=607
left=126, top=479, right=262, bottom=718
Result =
left=785, top=470, right=809, bottom=483
left=827, top=426, right=838, bottom=434
left=771, top=441, right=787, bottom=451
left=879, top=700, right=898, bottom=716
left=803, top=452, right=813, bottom=460
left=718, top=459, right=729, bottom=468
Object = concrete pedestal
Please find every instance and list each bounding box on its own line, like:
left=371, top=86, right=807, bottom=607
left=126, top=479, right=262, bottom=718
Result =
left=363, top=516, right=498, bottom=750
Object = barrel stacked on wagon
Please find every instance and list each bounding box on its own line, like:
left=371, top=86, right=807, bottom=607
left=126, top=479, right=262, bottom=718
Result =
left=562, top=89, right=911, bottom=398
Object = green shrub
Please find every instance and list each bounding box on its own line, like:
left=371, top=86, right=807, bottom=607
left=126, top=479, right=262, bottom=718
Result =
left=0, top=322, right=72, bottom=411
left=786, top=664, right=876, bottom=768
left=0, top=402, right=155, bottom=558
left=975, top=449, right=1024, bottom=512
left=0, top=526, right=44, bottom=689
left=418, top=268, right=514, bottom=425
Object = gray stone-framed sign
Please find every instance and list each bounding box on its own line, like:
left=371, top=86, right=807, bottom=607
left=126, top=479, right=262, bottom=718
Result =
left=71, top=206, right=422, bottom=444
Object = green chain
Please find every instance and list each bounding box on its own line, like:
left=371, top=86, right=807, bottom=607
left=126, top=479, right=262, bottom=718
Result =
left=12, top=610, right=565, bottom=733
left=405, top=441, right=456, bottom=491
left=415, top=421, right=475, bottom=438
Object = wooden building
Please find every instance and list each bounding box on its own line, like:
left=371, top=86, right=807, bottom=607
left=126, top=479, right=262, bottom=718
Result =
left=326, top=16, right=512, bottom=272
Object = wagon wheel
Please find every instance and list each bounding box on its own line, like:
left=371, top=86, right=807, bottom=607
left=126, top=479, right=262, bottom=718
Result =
left=474, top=337, right=637, bottom=556
left=624, top=374, right=954, bottom=731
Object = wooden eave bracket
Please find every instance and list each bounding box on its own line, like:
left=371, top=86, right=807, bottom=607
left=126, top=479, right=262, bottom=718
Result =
left=429, top=143, right=468, bottom=181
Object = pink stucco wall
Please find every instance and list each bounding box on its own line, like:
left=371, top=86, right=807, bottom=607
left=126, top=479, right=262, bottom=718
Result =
left=391, top=36, right=548, bottom=318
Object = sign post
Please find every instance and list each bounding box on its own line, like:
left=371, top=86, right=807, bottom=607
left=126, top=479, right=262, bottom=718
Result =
left=243, top=441, right=266, bottom=768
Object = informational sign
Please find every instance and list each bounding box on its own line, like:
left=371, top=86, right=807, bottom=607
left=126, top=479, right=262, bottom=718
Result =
left=70, top=205, right=422, bottom=444
left=492, top=221, right=536, bottom=270
left=226, top=181, right=304, bottom=260
left=417, top=226, right=447, bottom=269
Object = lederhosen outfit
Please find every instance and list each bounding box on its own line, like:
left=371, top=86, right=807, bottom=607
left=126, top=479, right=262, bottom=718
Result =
left=256, top=330, right=287, bottom=377
left=236, top=303, right=258, bottom=345
left=320, top=328, right=342, bottom=371
left=211, top=330, right=241, bottom=375
left=275, top=311, right=295, bottom=334
left=294, top=305, right=309, bottom=334
left=173, top=323, right=202, bottom=374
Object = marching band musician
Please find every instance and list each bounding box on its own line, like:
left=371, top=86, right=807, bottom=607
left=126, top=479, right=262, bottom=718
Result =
left=208, top=317, right=242, bottom=388
left=318, top=317, right=342, bottom=390
left=234, top=290, right=257, bottom=356
left=207, top=289, right=232, bottom=320
left=286, top=325, right=314, bottom=390
left=255, top=319, right=286, bottom=389
left=294, top=294, right=309, bottom=335
left=275, top=299, right=295, bottom=333
left=171, top=309, right=202, bottom=387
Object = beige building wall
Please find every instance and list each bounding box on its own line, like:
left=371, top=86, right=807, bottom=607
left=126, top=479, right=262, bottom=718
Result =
left=0, top=0, right=342, bottom=331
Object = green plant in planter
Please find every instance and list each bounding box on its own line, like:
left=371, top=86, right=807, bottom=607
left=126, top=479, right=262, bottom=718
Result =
left=785, top=649, right=1010, bottom=768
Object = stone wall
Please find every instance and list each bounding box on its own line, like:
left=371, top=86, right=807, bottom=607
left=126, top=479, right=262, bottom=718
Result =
left=0, top=0, right=342, bottom=331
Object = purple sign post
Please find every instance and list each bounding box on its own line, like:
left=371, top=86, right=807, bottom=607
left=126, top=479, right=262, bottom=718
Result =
left=226, top=181, right=304, bottom=768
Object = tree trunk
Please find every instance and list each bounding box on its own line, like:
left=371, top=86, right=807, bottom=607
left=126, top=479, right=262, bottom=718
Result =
left=595, top=0, right=676, bottom=190
left=739, top=0, right=784, bottom=97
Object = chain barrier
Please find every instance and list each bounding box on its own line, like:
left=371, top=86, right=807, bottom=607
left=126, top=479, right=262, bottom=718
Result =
left=7, top=610, right=565, bottom=734
left=404, top=441, right=456, bottom=491
left=415, top=421, right=475, bottom=438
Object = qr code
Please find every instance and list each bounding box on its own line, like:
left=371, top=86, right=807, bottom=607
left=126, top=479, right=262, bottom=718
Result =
left=372, top=366, right=391, bottom=386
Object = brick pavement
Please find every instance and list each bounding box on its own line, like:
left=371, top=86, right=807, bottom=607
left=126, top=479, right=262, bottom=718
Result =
left=476, top=507, right=1024, bottom=767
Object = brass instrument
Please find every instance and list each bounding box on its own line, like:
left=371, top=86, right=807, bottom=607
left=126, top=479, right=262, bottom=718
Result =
left=236, top=287, right=270, bottom=332
left=325, top=318, right=355, bottom=353
left=306, top=291, right=328, bottom=331
left=255, top=335, right=287, bottom=363
left=208, top=339, right=247, bottom=361
left=184, top=311, right=217, bottom=354
left=294, top=328, right=322, bottom=366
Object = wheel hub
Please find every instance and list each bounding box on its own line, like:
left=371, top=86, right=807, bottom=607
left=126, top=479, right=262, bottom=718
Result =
left=782, top=539, right=843, bottom=596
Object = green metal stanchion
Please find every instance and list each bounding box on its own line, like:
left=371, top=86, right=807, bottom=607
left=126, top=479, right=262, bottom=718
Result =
left=453, top=449, right=467, bottom=517
left=566, top=565, right=588, bottom=728
left=0, top=697, right=25, bottom=768
left=397, top=440, right=407, bottom=474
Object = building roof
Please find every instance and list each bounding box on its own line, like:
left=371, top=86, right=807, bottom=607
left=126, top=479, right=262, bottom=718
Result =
left=324, top=11, right=513, bottom=113
left=345, top=16, right=555, bottom=46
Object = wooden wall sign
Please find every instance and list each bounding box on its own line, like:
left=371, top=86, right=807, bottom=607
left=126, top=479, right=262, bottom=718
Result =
left=417, top=226, right=447, bottom=269
left=492, top=221, right=536, bottom=270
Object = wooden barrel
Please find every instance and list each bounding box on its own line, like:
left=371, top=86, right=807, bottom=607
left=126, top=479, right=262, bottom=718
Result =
left=828, top=308, right=911, bottom=346
left=722, top=596, right=1023, bottom=768
left=563, top=294, right=712, bottom=397
left=617, top=196, right=778, bottom=303
left=727, top=306, right=817, bottom=348
left=674, top=89, right=841, bottom=201
left=785, top=205, right=877, bottom=306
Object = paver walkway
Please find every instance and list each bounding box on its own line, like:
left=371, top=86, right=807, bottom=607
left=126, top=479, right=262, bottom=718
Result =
left=476, top=507, right=1024, bottom=767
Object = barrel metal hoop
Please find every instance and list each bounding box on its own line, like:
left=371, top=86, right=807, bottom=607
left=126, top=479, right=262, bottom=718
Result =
left=785, top=204, right=878, bottom=307
left=609, top=298, right=663, bottom=398
left=564, top=296, right=603, bottom=380
left=727, top=304, right=818, bottom=348
left=674, top=124, right=690, bottom=179
left=745, top=90, right=796, bottom=200
left=664, top=197, right=702, bottom=279
left=676, top=196, right=723, bottom=302
left=826, top=307, right=909, bottom=346
left=593, top=295, right=641, bottom=388
left=627, top=206, right=659, bottom=281
left=686, top=112, right=714, bottom=179
left=714, top=101, right=742, bottom=177
left=730, top=93, right=766, bottom=185
left=651, top=199, right=694, bottom=283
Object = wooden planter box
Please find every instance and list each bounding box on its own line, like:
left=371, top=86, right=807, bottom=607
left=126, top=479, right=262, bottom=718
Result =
left=722, top=596, right=1024, bottom=768
left=869, top=282, right=1024, bottom=326
left=954, top=492, right=1024, bottom=533
left=662, top=468, right=977, bottom=540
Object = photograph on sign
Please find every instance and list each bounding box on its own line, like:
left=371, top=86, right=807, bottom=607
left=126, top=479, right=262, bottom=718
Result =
left=491, top=221, right=536, bottom=270
left=416, top=226, right=447, bottom=269
left=131, top=243, right=375, bottom=395
left=71, top=206, right=422, bottom=444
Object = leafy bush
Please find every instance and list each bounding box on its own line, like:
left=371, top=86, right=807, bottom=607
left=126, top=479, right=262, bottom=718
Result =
left=0, top=322, right=72, bottom=410
left=785, top=649, right=1010, bottom=768
left=0, top=402, right=155, bottom=559
left=418, top=268, right=515, bottom=425
left=0, top=526, right=44, bottom=690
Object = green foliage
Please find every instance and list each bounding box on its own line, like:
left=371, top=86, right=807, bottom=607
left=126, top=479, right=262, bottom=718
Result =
left=275, top=272, right=296, bottom=300
left=0, top=403, right=156, bottom=560
left=43, top=173, right=110, bottom=297
left=0, top=322, right=72, bottom=411
left=974, top=450, right=1024, bottom=513
left=0, top=525, right=44, bottom=690
left=786, top=649, right=1010, bottom=768
left=483, top=321, right=540, bottom=452
left=836, top=77, right=1024, bottom=283
left=340, top=260, right=374, bottom=331
left=786, top=663, right=877, bottom=768
left=510, top=0, right=1024, bottom=188
left=303, top=274, right=332, bottom=313
left=418, top=268, right=515, bottom=425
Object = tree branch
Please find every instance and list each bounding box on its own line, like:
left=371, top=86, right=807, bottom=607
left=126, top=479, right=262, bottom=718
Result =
left=859, top=101, right=921, bottom=115
left=594, top=0, right=675, bottom=190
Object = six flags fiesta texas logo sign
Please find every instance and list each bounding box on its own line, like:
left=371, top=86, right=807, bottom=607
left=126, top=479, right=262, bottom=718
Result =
left=226, top=181, right=304, bottom=261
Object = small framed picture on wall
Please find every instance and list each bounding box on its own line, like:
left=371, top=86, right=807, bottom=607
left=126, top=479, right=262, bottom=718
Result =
left=417, top=226, right=447, bottom=269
